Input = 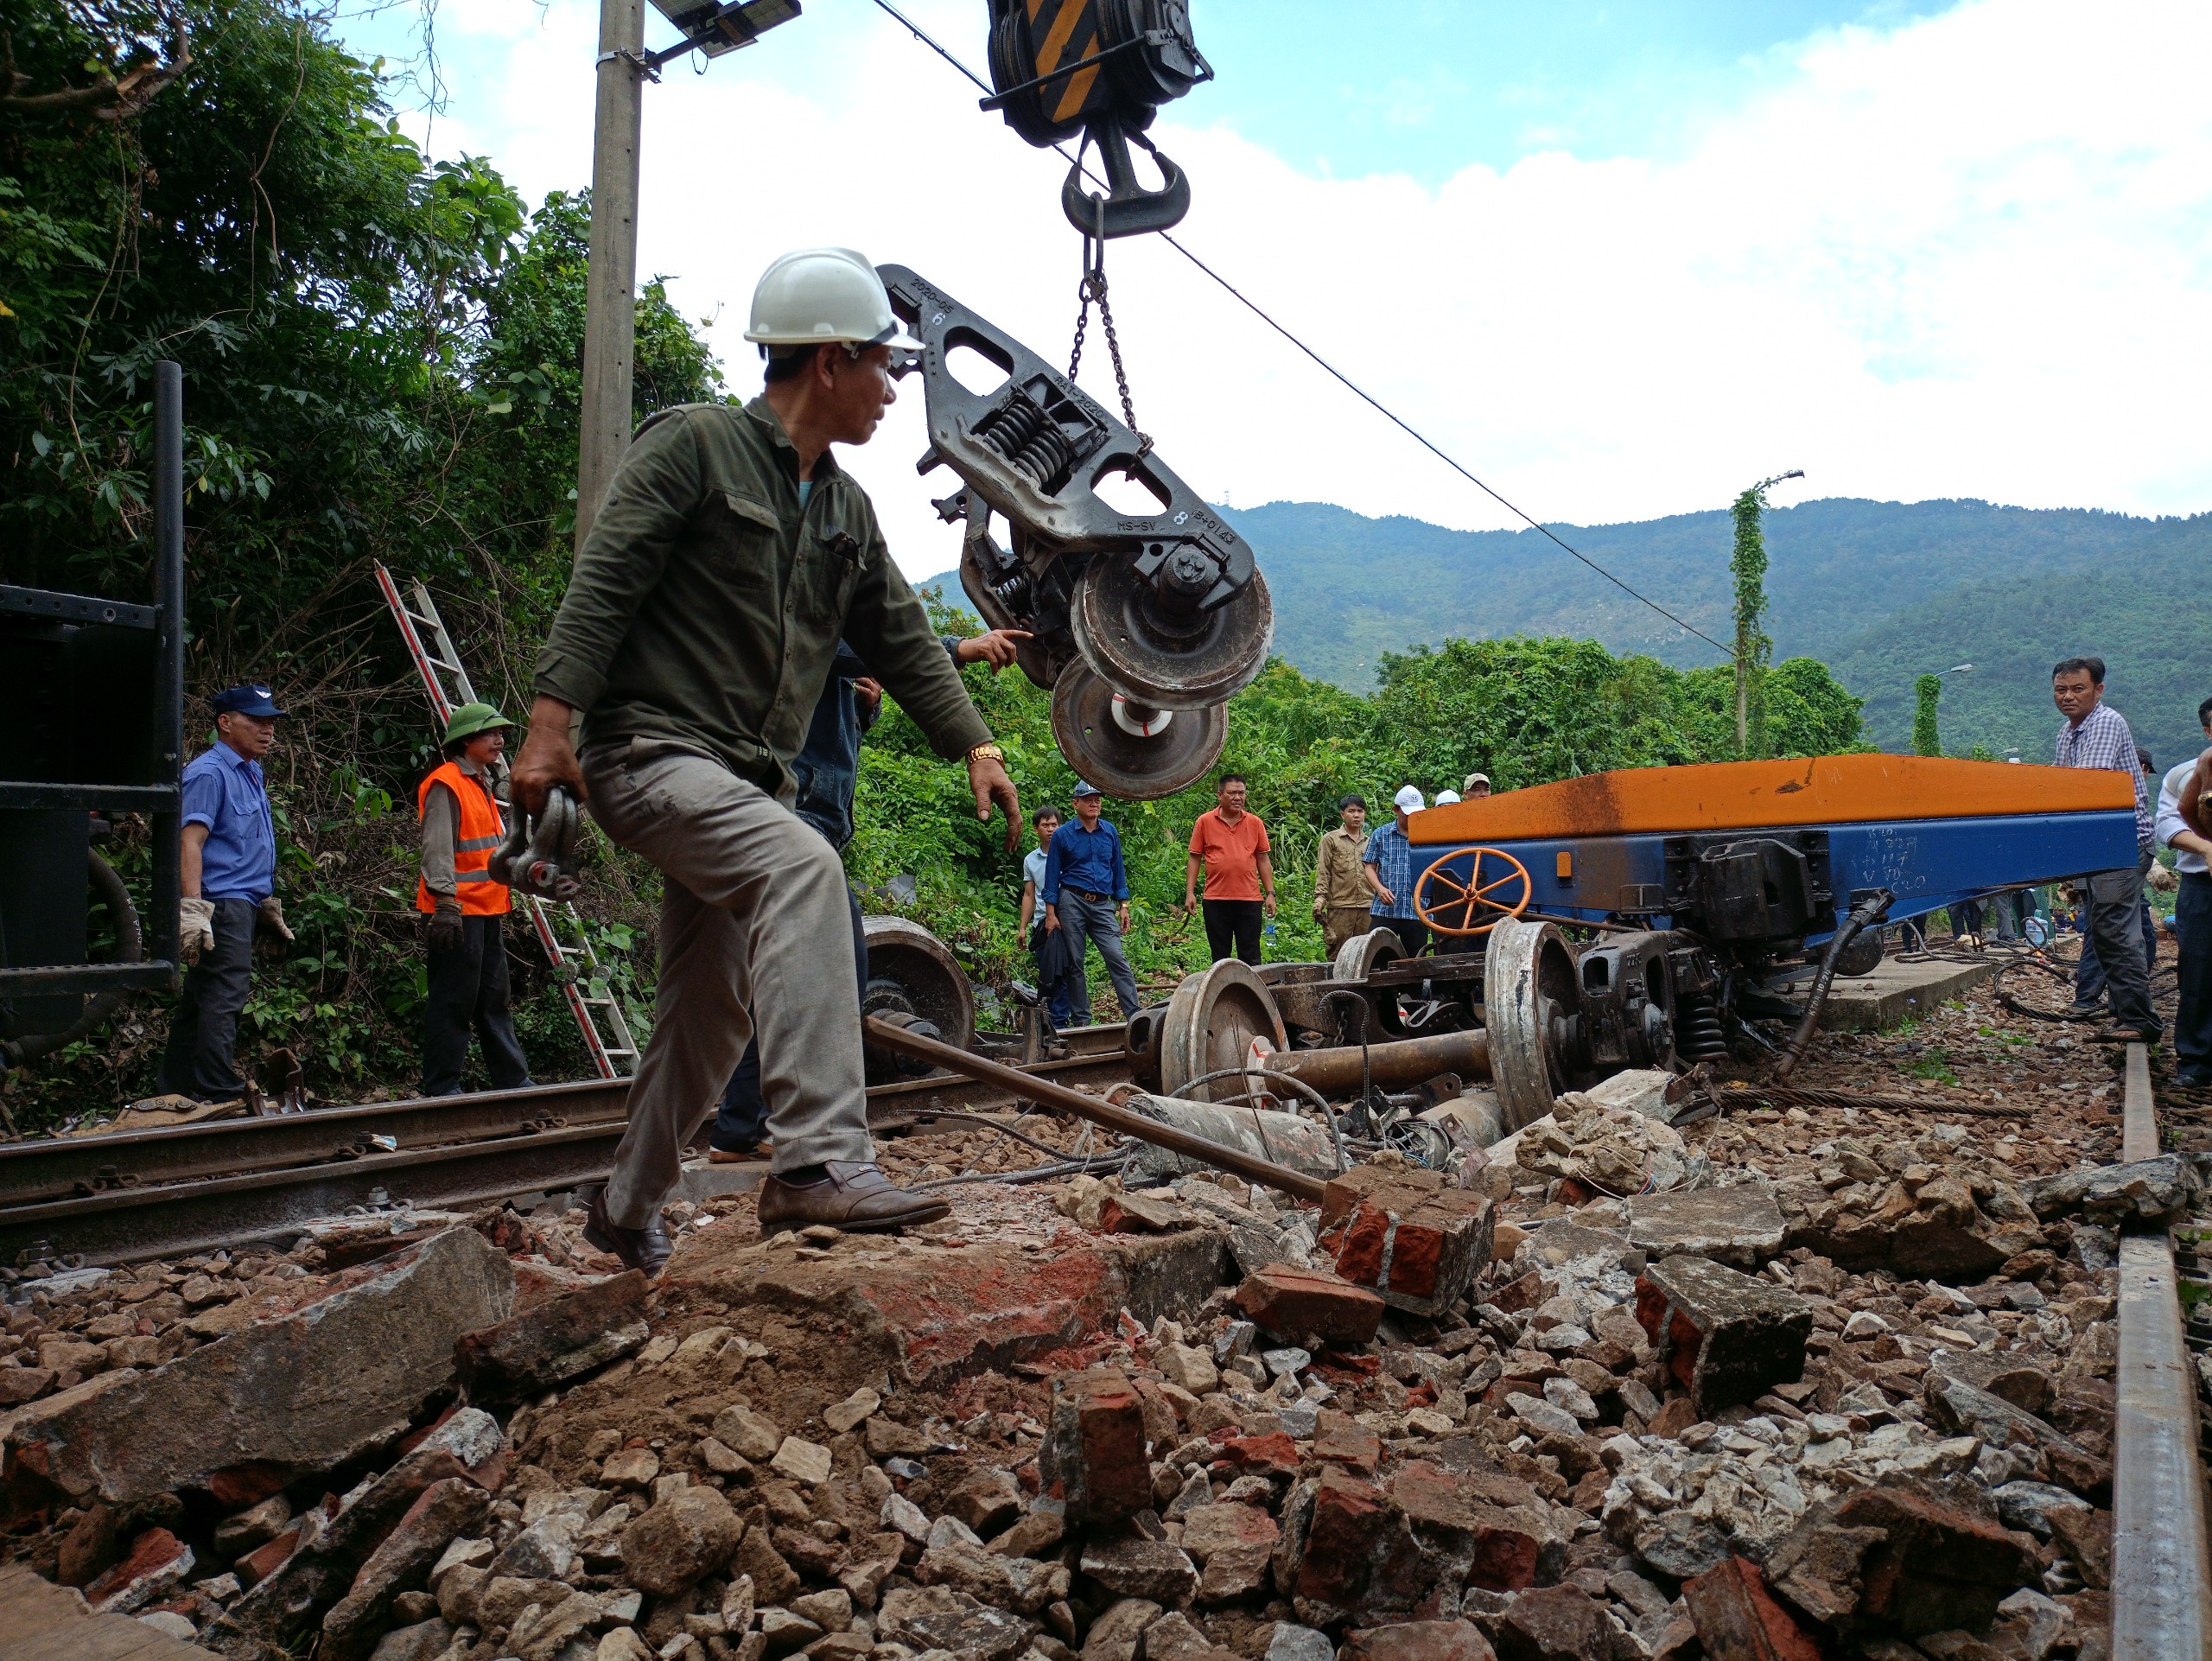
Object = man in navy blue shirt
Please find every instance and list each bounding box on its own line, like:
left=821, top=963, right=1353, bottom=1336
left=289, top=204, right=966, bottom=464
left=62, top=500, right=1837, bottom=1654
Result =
left=1040, top=781, right=1141, bottom=1021
left=160, top=684, right=294, bottom=1100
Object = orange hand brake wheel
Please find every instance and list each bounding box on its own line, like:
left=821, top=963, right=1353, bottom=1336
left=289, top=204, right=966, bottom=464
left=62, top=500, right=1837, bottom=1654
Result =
left=1414, top=846, right=1534, bottom=937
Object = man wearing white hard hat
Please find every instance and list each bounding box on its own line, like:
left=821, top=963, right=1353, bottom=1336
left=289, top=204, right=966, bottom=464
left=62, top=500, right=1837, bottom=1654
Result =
left=1362, top=784, right=1432, bottom=958
left=515, top=248, right=1021, bottom=1268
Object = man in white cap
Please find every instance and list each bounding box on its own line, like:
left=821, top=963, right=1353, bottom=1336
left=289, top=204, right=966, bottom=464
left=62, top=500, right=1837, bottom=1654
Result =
left=1363, top=784, right=1432, bottom=957
left=513, top=248, right=1020, bottom=1269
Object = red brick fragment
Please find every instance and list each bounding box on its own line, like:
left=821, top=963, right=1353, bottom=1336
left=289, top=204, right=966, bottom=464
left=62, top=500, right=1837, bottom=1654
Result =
left=1311, top=1410, right=1381, bottom=1474
left=1292, top=1471, right=1389, bottom=1608
left=83, top=1527, right=189, bottom=1611
left=1319, top=1166, right=1496, bottom=1316
left=1234, top=1264, right=1384, bottom=1346
left=1215, top=1432, right=1300, bottom=1481
left=1684, top=1556, right=1821, bottom=1661
left=1039, top=1367, right=1151, bottom=1524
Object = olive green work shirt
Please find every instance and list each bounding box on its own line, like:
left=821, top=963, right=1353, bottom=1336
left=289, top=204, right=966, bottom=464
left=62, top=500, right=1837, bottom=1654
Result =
left=1313, top=825, right=1370, bottom=911
left=534, top=398, right=993, bottom=798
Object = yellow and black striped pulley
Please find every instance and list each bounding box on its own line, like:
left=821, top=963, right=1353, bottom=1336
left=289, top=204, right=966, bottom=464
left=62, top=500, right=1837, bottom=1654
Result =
left=985, top=0, right=1210, bottom=236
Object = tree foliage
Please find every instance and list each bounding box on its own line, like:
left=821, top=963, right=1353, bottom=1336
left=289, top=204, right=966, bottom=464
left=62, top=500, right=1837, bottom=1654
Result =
left=1913, top=673, right=1942, bottom=757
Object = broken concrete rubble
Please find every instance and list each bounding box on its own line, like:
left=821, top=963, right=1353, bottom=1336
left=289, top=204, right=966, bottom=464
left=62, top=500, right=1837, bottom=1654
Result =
left=0, top=966, right=2134, bottom=1661
left=1636, top=1253, right=1812, bottom=1416
left=6, top=1226, right=513, bottom=1510
left=454, top=1266, right=651, bottom=1402
left=1624, top=1180, right=1787, bottom=1271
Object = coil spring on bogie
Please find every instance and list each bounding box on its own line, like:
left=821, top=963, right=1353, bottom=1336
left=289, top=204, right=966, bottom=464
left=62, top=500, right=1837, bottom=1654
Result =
left=1676, top=993, right=1726, bottom=1061
left=989, top=570, right=1033, bottom=612
left=976, top=396, right=1074, bottom=490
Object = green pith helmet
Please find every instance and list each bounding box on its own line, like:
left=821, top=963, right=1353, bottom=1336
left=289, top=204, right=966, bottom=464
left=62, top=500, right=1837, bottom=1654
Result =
left=443, top=702, right=515, bottom=747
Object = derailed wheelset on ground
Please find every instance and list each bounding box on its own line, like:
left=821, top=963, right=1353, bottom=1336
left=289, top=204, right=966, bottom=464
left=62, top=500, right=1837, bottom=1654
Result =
left=1122, top=916, right=1679, bottom=1135
left=880, top=264, right=1272, bottom=799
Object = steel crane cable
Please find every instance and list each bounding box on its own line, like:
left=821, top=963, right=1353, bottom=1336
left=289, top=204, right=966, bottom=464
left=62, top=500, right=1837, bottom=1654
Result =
left=867, top=0, right=1733, bottom=659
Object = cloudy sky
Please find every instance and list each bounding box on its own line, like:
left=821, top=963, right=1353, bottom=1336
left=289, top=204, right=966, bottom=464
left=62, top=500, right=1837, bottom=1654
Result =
left=337, top=0, right=2212, bottom=583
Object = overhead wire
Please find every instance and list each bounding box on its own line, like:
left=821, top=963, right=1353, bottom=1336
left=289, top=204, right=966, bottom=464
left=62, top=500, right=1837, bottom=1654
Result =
left=865, top=0, right=1732, bottom=658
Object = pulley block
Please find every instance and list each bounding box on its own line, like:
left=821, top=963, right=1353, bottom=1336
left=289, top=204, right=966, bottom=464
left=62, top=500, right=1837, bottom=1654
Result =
left=1414, top=846, right=1534, bottom=939
left=1158, top=958, right=1287, bottom=1102
left=984, top=0, right=1210, bottom=238
left=1050, top=660, right=1226, bottom=801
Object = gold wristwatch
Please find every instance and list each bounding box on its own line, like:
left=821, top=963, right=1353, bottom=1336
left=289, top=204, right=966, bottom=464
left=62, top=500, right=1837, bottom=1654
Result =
left=966, top=742, right=1006, bottom=766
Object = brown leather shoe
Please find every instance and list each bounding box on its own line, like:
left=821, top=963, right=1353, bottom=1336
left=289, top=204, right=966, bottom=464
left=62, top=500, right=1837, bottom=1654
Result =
left=709, top=1141, right=770, bottom=1164
left=755, top=1161, right=950, bottom=1235
left=583, top=1188, right=673, bottom=1276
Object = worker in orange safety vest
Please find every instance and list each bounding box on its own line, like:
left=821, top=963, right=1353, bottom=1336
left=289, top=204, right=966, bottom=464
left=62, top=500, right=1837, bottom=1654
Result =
left=416, top=701, right=534, bottom=1097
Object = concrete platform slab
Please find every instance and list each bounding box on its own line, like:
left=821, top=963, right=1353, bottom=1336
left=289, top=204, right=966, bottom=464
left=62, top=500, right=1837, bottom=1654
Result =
left=1817, top=955, right=1995, bottom=1032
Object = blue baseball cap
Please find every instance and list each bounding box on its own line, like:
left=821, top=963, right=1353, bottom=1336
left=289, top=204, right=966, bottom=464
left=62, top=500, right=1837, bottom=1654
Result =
left=212, top=684, right=288, bottom=718
left=1071, top=780, right=1103, bottom=798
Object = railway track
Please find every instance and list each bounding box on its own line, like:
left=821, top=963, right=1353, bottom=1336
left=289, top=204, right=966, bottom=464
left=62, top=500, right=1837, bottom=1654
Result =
left=2114, top=1042, right=2212, bottom=1658
left=0, top=1023, right=1133, bottom=1269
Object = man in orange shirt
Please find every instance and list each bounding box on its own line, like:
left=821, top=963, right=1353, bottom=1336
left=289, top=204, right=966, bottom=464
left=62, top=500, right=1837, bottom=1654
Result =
left=1185, top=773, right=1276, bottom=964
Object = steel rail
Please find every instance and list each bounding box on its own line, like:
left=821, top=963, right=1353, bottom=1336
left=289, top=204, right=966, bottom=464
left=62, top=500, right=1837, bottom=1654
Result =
left=863, top=1015, right=1330, bottom=1204
left=0, top=1031, right=1136, bottom=1266
left=0, top=1025, right=1135, bottom=1209
left=0, top=1079, right=633, bottom=1209
left=2113, top=1041, right=2212, bottom=1660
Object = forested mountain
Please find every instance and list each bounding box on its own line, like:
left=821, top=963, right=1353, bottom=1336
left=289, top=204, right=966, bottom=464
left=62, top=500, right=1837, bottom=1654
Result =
left=936, top=495, right=2212, bottom=772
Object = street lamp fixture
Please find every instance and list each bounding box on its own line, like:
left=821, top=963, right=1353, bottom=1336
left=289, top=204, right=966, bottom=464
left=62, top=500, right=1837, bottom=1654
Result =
left=644, top=0, right=799, bottom=67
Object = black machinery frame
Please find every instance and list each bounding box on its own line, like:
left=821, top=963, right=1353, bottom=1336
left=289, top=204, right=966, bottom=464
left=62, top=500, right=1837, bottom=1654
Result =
left=0, top=360, right=183, bottom=1009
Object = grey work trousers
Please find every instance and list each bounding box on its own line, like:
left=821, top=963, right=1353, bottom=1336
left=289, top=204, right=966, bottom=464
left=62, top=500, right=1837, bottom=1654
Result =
left=582, top=740, right=873, bottom=1227
left=2085, top=852, right=2158, bottom=1034
left=1057, top=891, right=1141, bottom=1020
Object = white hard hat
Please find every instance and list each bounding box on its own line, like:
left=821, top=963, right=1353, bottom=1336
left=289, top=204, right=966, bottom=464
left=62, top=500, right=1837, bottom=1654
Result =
left=1394, top=785, right=1426, bottom=813
left=745, top=248, right=922, bottom=351
left=1434, top=790, right=1461, bottom=805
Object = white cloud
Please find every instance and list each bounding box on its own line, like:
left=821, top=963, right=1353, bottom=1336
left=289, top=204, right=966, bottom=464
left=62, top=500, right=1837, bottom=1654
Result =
left=378, top=0, right=2212, bottom=589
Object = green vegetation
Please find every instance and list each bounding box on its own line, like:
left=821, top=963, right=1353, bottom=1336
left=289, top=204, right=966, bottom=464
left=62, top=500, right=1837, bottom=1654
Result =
left=1913, top=673, right=1942, bottom=757
left=1728, top=476, right=1785, bottom=759
left=0, top=0, right=1873, bottom=1115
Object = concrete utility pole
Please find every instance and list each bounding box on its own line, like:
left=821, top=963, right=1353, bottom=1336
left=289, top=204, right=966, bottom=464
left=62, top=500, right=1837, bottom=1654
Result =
left=575, top=0, right=645, bottom=550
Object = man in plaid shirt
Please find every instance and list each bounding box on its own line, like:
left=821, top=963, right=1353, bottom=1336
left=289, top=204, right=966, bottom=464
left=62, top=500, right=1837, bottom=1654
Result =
left=2052, top=656, right=2159, bottom=1041
left=1363, top=784, right=1433, bottom=957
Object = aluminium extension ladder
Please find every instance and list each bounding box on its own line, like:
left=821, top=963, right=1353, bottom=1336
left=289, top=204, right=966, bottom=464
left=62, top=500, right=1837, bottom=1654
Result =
left=374, top=563, right=639, bottom=1079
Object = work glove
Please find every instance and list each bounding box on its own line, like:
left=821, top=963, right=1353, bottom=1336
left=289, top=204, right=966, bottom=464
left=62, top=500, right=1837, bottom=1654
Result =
left=428, top=904, right=465, bottom=954
left=257, top=894, right=295, bottom=943
left=179, top=896, right=215, bottom=965
left=1311, top=900, right=1327, bottom=923
left=2147, top=861, right=2180, bottom=894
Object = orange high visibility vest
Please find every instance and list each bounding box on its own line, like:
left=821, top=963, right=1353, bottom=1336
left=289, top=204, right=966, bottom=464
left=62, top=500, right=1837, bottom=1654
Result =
left=416, top=761, right=512, bottom=915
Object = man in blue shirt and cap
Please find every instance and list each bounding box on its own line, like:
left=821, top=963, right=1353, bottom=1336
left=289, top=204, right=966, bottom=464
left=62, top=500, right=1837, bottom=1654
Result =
left=1040, top=781, right=1142, bottom=1021
left=159, top=684, right=294, bottom=1100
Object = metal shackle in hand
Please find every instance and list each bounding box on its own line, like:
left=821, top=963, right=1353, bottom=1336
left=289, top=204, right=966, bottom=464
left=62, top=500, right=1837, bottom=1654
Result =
left=492, top=785, right=584, bottom=901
